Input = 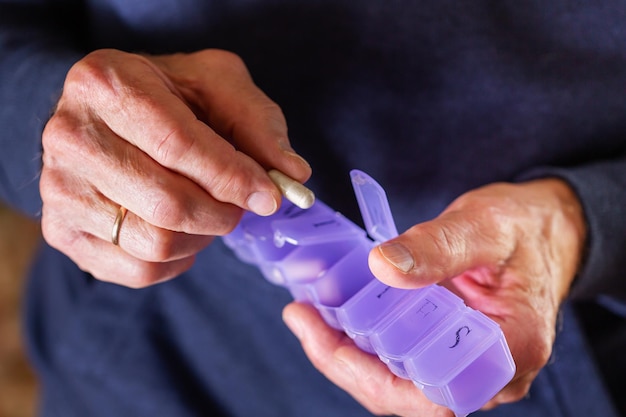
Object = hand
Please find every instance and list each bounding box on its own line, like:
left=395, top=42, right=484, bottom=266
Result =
left=40, top=49, right=311, bottom=287
left=283, top=302, right=455, bottom=416
left=283, top=178, right=586, bottom=415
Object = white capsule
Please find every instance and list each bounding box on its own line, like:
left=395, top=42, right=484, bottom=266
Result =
left=268, top=169, right=315, bottom=209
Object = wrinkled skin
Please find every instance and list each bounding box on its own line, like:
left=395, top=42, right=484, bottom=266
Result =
left=41, top=49, right=587, bottom=416
left=41, top=49, right=311, bottom=287
left=283, top=179, right=586, bottom=416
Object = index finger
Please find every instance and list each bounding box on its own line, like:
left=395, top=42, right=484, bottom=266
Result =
left=69, top=50, right=282, bottom=216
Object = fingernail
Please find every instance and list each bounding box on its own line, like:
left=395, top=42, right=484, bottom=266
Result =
left=247, top=191, right=277, bottom=216
left=288, top=152, right=311, bottom=169
left=378, top=242, right=414, bottom=273
left=279, top=141, right=311, bottom=169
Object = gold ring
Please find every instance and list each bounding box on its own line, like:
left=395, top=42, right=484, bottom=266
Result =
left=111, top=206, right=128, bottom=246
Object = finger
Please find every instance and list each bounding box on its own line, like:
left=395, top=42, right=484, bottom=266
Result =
left=483, top=371, right=535, bottom=409
left=152, top=50, right=312, bottom=184
left=72, top=234, right=196, bottom=288
left=41, top=208, right=194, bottom=288
left=39, top=166, right=215, bottom=263
left=282, top=303, right=453, bottom=417
left=43, top=113, right=243, bottom=236
left=109, top=210, right=215, bottom=262
left=368, top=207, right=516, bottom=289
left=62, top=50, right=282, bottom=216
left=441, top=270, right=553, bottom=407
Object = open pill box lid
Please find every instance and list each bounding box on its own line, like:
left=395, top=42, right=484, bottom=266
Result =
left=350, top=169, right=399, bottom=242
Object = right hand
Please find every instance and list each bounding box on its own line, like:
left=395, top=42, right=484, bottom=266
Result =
left=284, top=178, right=587, bottom=416
left=40, top=49, right=311, bottom=288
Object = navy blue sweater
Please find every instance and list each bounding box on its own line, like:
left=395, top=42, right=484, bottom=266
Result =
left=1, top=1, right=625, bottom=416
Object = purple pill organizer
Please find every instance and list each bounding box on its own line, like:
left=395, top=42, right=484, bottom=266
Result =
left=223, top=170, right=516, bottom=416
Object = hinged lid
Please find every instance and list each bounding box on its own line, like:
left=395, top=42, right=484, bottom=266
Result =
left=350, top=169, right=399, bottom=242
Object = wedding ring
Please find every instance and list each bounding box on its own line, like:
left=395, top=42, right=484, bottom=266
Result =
left=111, top=206, right=128, bottom=246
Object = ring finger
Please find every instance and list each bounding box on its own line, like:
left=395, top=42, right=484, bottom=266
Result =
left=40, top=164, right=215, bottom=265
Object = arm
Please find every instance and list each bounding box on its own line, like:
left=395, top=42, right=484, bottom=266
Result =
left=0, top=1, right=84, bottom=216
left=1, top=2, right=313, bottom=287
left=284, top=163, right=626, bottom=415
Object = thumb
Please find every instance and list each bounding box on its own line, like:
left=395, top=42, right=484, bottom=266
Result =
left=368, top=210, right=515, bottom=288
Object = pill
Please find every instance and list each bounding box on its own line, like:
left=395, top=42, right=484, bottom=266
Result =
left=268, top=169, right=315, bottom=209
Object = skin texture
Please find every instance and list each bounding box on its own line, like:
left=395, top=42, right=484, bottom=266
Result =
left=41, top=49, right=588, bottom=415
left=40, top=49, right=311, bottom=287
left=283, top=178, right=587, bottom=416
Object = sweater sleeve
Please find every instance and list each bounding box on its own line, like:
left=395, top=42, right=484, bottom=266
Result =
left=518, top=155, right=626, bottom=303
left=0, top=1, right=85, bottom=217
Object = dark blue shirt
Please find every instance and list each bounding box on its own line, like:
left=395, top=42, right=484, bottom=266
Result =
left=1, top=1, right=625, bottom=416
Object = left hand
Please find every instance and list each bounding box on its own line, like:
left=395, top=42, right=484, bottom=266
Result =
left=40, top=49, right=311, bottom=287
left=283, top=178, right=587, bottom=416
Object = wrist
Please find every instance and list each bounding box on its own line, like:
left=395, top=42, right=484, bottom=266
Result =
left=529, top=177, right=588, bottom=302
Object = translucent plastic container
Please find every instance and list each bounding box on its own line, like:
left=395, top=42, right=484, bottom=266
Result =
left=222, top=170, right=516, bottom=416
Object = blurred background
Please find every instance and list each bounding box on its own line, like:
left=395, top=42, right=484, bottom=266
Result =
left=0, top=202, right=40, bottom=417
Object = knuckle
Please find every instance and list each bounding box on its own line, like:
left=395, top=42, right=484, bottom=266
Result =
left=251, top=97, right=284, bottom=121
left=146, top=229, right=178, bottom=263
left=480, top=202, right=517, bottom=236
left=65, top=50, right=146, bottom=119
left=64, top=51, right=113, bottom=97
left=41, top=214, right=81, bottom=253
left=143, top=182, right=242, bottom=236
left=43, top=112, right=104, bottom=168
left=42, top=112, right=78, bottom=156
left=195, top=204, right=241, bottom=236
left=39, top=169, right=63, bottom=204
left=203, top=49, right=248, bottom=75
left=205, top=164, right=250, bottom=204
left=253, top=100, right=287, bottom=132
left=437, top=224, right=461, bottom=255
left=425, top=223, right=466, bottom=264
left=208, top=170, right=238, bottom=197
left=153, top=124, right=196, bottom=167
left=148, top=191, right=188, bottom=229
left=213, top=212, right=240, bottom=236
left=40, top=186, right=79, bottom=251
